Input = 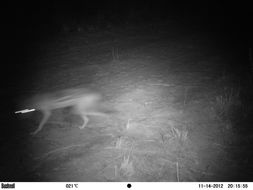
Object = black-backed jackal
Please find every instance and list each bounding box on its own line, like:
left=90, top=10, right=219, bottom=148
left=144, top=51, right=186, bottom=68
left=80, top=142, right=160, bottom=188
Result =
left=16, top=88, right=113, bottom=135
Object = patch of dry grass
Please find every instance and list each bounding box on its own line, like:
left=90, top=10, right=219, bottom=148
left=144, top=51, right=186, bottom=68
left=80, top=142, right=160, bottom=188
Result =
left=213, top=87, right=241, bottom=122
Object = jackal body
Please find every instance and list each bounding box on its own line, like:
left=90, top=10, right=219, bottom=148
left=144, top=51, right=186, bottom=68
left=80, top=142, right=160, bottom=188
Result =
left=21, top=88, right=108, bottom=135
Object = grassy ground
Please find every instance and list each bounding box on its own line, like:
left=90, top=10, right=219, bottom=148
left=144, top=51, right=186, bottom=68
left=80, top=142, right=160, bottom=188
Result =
left=3, top=22, right=253, bottom=181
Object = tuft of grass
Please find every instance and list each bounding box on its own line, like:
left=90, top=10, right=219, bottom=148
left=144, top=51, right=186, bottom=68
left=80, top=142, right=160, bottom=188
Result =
left=160, top=126, right=188, bottom=144
left=112, top=47, right=120, bottom=61
left=214, top=87, right=241, bottom=122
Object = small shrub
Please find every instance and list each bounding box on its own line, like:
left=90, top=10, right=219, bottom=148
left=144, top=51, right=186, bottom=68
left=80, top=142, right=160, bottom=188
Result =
left=214, top=87, right=241, bottom=122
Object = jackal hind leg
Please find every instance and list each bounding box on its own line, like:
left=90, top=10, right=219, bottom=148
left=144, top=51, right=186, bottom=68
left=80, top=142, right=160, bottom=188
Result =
left=31, top=110, right=51, bottom=135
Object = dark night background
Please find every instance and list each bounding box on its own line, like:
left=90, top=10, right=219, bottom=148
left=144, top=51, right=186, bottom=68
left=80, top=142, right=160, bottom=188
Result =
left=2, top=0, right=253, bottom=182
left=5, top=1, right=253, bottom=85
left=6, top=1, right=253, bottom=73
